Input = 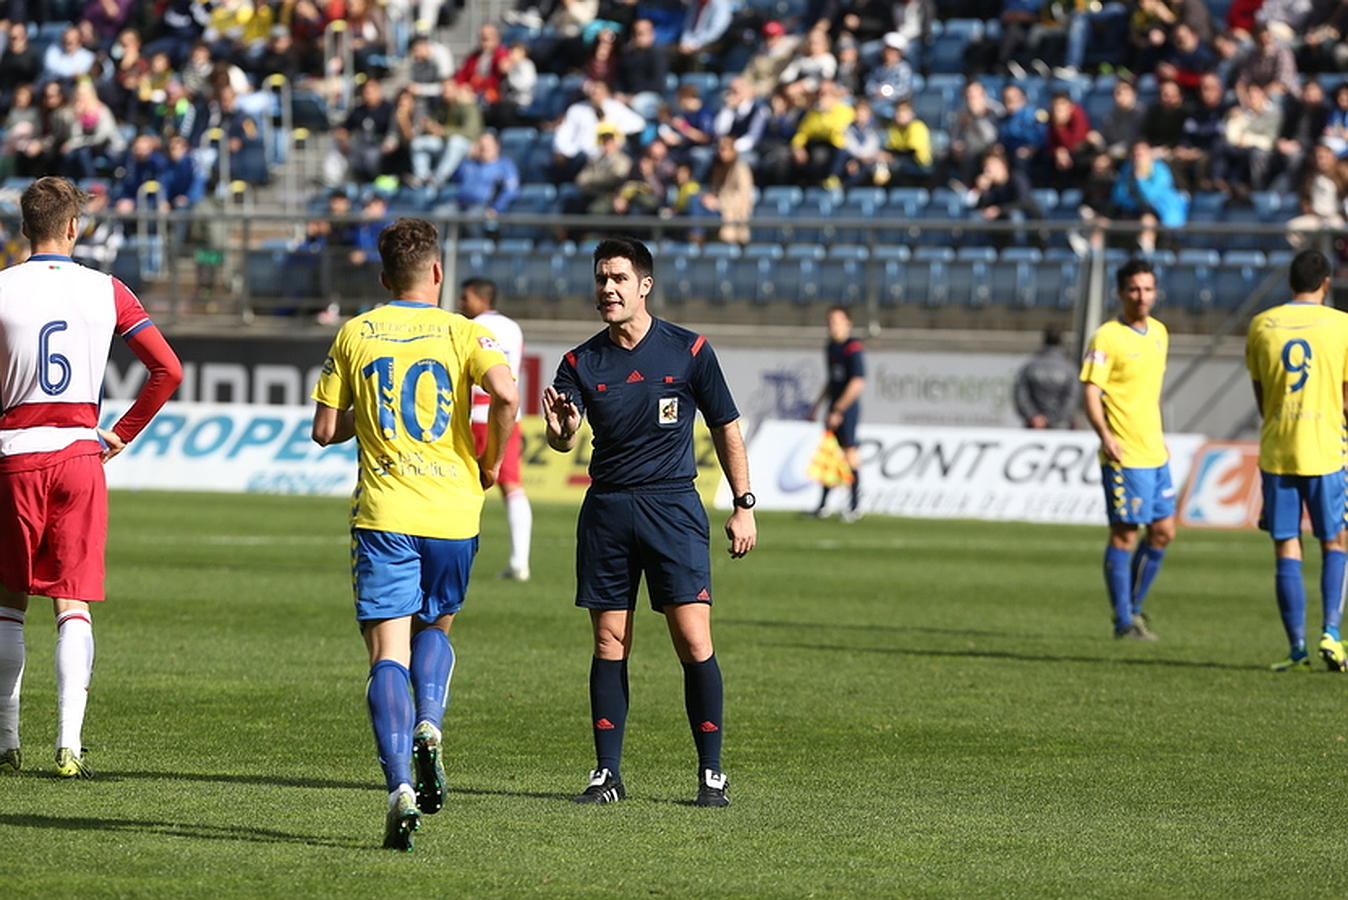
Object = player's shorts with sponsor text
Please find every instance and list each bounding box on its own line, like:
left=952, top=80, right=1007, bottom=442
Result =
left=0, top=451, right=108, bottom=602
left=575, top=481, right=712, bottom=611
left=1259, top=469, right=1347, bottom=541
left=471, top=421, right=522, bottom=485
left=1101, top=461, right=1176, bottom=526
left=351, top=528, right=478, bottom=623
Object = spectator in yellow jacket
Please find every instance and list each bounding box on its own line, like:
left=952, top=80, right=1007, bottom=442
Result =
left=883, top=99, right=933, bottom=182
left=790, top=80, right=854, bottom=187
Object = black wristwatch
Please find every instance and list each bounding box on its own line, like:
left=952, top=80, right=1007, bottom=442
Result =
left=732, top=492, right=756, bottom=510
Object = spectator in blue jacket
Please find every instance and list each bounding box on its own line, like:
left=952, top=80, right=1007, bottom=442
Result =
left=1111, top=140, right=1189, bottom=252
left=163, top=134, right=206, bottom=209
left=113, top=133, right=168, bottom=212
left=454, top=132, right=521, bottom=219
left=997, top=83, right=1046, bottom=170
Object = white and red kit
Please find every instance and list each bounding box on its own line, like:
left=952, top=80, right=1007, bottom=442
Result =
left=0, top=254, right=181, bottom=600
left=470, top=309, right=524, bottom=484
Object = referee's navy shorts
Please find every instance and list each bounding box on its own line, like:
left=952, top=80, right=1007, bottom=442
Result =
left=834, top=405, right=860, bottom=449
left=575, top=481, right=712, bottom=611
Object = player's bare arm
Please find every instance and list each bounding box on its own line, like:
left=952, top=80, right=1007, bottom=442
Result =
left=828, top=375, right=866, bottom=431
left=477, top=363, right=519, bottom=490
left=543, top=385, right=581, bottom=452
left=710, top=419, right=757, bottom=559
left=311, top=403, right=356, bottom=446
left=1083, top=383, right=1123, bottom=463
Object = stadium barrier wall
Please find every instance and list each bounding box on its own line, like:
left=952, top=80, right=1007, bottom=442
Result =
left=740, top=419, right=1208, bottom=526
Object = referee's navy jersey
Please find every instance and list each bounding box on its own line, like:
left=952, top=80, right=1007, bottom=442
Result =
left=552, top=318, right=739, bottom=486
left=826, top=338, right=865, bottom=402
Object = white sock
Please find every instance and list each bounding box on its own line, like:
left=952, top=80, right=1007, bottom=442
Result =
left=0, top=609, right=25, bottom=750
left=55, top=610, right=94, bottom=751
left=505, top=489, right=532, bottom=573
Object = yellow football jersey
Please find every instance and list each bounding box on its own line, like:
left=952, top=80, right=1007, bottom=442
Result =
left=1079, top=317, right=1170, bottom=468
left=1245, top=302, right=1348, bottom=476
left=312, top=300, right=509, bottom=539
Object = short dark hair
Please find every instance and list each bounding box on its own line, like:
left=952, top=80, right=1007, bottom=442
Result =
left=594, top=237, right=653, bottom=281
left=461, top=276, right=497, bottom=307
left=1116, top=258, right=1155, bottom=292
left=20, top=176, right=86, bottom=244
left=1289, top=249, right=1332, bottom=294
left=1043, top=325, right=1063, bottom=347
left=827, top=304, right=852, bottom=320
left=378, top=218, right=440, bottom=295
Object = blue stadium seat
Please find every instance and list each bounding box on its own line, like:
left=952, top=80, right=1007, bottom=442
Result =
left=793, top=193, right=838, bottom=244
left=954, top=247, right=996, bottom=307
left=483, top=239, right=534, bottom=296
left=912, top=87, right=953, bottom=132
left=678, top=72, right=721, bottom=99
left=1213, top=250, right=1267, bottom=309
left=783, top=244, right=826, bottom=304
left=992, top=247, right=1042, bottom=308
left=739, top=243, right=784, bottom=304
left=833, top=195, right=880, bottom=243
left=873, top=245, right=913, bottom=307
left=498, top=127, right=538, bottom=166
left=817, top=245, right=871, bottom=307
left=927, top=22, right=980, bottom=75
left=1169, top=251, right=1218, bottom=310
left=911, top=246, right=956, bottom=307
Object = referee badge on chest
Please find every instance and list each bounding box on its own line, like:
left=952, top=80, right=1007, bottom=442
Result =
left=659, top=397, right=679, bottom=424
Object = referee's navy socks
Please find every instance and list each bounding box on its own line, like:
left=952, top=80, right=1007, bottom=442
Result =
left=411, top=628, right=454, bottom=729
left=1129, top=544, right=1166, bottom=615
left=1276, top=557, right=1308, bottom=654
left=1322, top=550, right=1346, bottom=640
left=589, top=657, right=628, bottom=777
left=849, top=468, right=860, bottom=512
left=682, top=654, right=723, bottom=773
left=367, top=659, right=414, bottom=792
left=1104, top=546, right=1132, bottom=631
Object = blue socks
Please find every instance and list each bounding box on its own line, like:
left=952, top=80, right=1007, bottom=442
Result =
left=1130, top=545, right=1166, bottom=616
left=410, top=628, right=455, bottom=729
left=682, top=655, right=724, bottom=773
left=1322, top=550, right=1347, bottom=640
left=1104, top=546, right=1133, bottom=631
left=1276, top=557, right=1308, bottom=655
left=367, top=659, right=413, bottom=792
left=589, top=657, right=628, bottom=777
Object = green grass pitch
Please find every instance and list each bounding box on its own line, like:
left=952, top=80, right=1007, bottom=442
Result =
left=4, top=490, right=1348, bottom=897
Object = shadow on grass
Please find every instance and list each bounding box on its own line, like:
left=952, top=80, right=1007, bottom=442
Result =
left=0, top=813, right=367, bottom=849
left=771, top=641, right=1254, bottom=671
left=109, top=770, right=370, bottom=791
left=447, top=786, right=574, bottom=802
left=723, top=617, right=1061, bottom=641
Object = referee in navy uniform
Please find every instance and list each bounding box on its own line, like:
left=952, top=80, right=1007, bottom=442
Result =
left=543, top=237, right=757, bottom=808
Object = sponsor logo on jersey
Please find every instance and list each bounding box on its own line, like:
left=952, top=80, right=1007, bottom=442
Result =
left=1085, top=349, right=1108, bottom=365
left=478, top=336, right=501, bottom=351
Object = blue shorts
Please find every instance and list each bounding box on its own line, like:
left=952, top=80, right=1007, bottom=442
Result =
left=1101, top=462, right=1176, bottom=526
left=351, top=528, right=478, bottom=623
left=1259, top=470, right=1347, bottom=541
left=576, top=484, right=711, bottom=611
left=834, top=405, right=860, bottom=449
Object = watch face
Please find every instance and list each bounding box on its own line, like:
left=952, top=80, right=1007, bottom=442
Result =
left=737, top=492, right=756, bottom=509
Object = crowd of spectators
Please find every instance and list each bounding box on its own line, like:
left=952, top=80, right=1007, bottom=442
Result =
left=11, top=0, right=1348, bottom=256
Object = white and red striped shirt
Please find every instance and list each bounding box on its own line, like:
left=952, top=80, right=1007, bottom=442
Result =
left=469, top=309, right=523, bottom=424
left=0, top=254, right=179, bottom=471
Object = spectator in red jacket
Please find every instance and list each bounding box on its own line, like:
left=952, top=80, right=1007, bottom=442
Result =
left=455, top=23, right=510, bottom=104
left=1045, top=91, right=1091, bottom=189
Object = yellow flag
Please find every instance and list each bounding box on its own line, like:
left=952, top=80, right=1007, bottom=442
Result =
left=807, top=430, right=854, bottom=487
